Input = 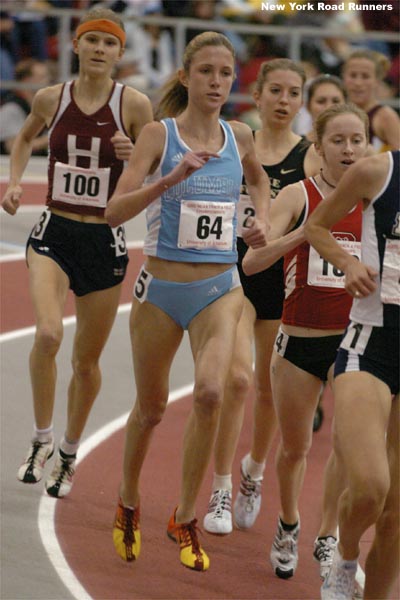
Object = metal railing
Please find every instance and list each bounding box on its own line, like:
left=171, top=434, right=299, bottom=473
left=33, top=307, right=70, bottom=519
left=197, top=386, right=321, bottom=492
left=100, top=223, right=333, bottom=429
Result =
left=1, top=6, right=399, bottom=109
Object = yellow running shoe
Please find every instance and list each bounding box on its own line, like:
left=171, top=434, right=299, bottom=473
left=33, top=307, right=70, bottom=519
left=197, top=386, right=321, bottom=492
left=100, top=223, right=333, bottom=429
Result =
left=167, top=508, right=210, bottom=571
left=113, top=497, right=141, bottom=562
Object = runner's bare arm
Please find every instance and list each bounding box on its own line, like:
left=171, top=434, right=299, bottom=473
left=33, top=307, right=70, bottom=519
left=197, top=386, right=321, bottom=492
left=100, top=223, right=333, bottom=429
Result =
left=231, top=120, right=270, bottom=248
left=106, top=122, right=219, bottom=227
left=243, top=182, right=305, bottom=274
left=112, top=86, right=154, bottom=161
left=2, top=85, right=61, bottom=215
left=305, top=155, right=387, bottom=295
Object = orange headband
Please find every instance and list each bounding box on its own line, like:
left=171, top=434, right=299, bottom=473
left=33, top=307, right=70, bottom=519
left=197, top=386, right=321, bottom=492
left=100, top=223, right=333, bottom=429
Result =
left=76, top=19, right=126, bottom=47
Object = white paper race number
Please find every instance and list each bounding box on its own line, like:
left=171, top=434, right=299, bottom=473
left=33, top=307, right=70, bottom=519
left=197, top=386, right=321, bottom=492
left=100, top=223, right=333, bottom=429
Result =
left=52, top=162, right=110, bottom=208
left=236, top=194, right=255, bottom=238
left=307, top=239, right=361, bottom=287
left=381, top=239, right=400, bottom=305
left=178, top=200, right=235, bottom=251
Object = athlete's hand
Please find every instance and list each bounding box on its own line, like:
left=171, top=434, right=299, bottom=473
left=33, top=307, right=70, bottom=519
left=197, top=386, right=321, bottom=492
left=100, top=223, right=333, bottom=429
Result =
left=242, top=216, right=268, bottom=249
left=164, top=151, right=220, bottom=187
left=111, top=130, right=134, bottom=161
left=2, top=184, right=22, bottom=215
left=344, top=258, right=378, bottom=298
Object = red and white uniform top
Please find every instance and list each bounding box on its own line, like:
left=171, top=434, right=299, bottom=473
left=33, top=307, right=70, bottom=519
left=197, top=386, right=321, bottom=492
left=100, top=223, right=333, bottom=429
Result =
left=282, top=177, right=363, bottom=330
left=46, top=80, right=128, bottom=217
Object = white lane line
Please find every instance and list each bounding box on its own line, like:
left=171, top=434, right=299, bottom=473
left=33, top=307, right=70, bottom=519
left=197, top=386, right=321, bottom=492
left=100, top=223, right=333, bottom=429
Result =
left=2, top=281, right=367, bottom=597
left=0, top=240, right=144, bottom=264
left=0, top=304, right=193, bottom=599
left=0, top=176, right=47, bottom=183
left=1, top=205, right=46, bottom=212
left=38, top=383, right=194, bottom=600
left=0, top=251, right=26, bottom=262
left=0, top=306, right=130, bottom=344
left=0, top=241, right=26, bottom=251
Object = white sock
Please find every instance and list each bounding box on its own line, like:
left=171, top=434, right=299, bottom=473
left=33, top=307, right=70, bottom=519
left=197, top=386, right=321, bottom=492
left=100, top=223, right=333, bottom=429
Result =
left=33, top=425, right=54, bottom=444
left=243, top=453, right=265, bottom=480
left=336, top=546, right=358, bottom=568
left=212, top=473, right=232, bottom=492
left=59, top=435, right=79, bottom=457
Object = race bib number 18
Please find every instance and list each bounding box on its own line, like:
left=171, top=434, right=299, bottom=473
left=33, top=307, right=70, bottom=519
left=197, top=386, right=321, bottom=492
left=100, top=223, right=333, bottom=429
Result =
left=307, top=240, right=361, bottom=288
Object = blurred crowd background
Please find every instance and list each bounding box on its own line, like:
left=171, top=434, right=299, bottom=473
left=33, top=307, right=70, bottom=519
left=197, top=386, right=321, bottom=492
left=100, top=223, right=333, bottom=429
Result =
left=0, top=0, right=399, bottom=154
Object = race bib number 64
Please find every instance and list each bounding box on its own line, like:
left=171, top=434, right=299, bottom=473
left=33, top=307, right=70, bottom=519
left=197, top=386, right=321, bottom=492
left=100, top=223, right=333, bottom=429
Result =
left=178, top=200, right=235, bottom=251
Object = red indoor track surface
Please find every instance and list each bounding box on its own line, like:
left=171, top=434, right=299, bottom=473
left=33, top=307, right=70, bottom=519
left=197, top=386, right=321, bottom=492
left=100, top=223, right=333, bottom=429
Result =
left=1, top=180, right=398, bottom=600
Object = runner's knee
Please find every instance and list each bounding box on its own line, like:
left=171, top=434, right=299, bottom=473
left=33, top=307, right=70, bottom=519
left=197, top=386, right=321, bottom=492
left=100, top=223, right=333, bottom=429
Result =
left=34, top=323, right=63, bottom=355
left=193, top=381, right=223, bottom=415
left=280, top=437, right=312, bottom=463
left=71, top=357, right=100, bottom=380
left=349, top=473, right=390, bottom=519
left=133, top=397, right=168, bottom=429
left=226, top=365, right=252, bottom=398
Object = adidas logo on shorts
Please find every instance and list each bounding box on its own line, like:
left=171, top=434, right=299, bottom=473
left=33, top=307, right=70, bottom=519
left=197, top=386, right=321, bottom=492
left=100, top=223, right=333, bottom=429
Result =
left=207, top=285, right=220, bottom=296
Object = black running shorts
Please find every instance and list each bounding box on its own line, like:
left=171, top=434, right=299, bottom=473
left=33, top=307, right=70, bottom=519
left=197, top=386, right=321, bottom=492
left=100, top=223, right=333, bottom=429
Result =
left=27, top=210, right=129, bottom=296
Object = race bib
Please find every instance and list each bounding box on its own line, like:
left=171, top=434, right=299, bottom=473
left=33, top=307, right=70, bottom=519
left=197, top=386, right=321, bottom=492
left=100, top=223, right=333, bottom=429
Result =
left=52, top=162, right=110, bottom=208
left=178, top=200, right=235, bottom=251
left=307, top=240, right=361, bottom=288
left=134, top=267, right=153, bottom=303
left=110, top=225, right=127, bottom=257
left=236, top=194, right=255, bottom=238
left=31, top=209, right=51, bottom=240
left=381, top=239, right=400, bottom=305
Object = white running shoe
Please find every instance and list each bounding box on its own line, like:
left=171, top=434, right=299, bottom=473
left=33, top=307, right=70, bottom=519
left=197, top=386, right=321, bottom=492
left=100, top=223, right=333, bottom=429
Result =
left=321, top=546, right=357, bottom=600
left=45, top=450, right=76, bottom=498
left=203, top=489, right=232, bottom=534
left=270, top=518, right=300, bottom=579
left=233, top=460, right=262, bottom=529
left=17, top=439, right=55, bottom=483
left=313, top=536, right=337, bottom=580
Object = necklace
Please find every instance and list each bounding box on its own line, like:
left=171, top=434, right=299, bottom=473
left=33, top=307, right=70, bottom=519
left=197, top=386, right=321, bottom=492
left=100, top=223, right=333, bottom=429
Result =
left=319, top=169, right=336, bottom=189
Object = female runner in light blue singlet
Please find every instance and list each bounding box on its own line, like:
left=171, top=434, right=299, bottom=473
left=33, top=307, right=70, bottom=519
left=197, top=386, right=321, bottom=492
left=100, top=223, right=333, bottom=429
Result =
left=105, top=31, right=270, bottom=572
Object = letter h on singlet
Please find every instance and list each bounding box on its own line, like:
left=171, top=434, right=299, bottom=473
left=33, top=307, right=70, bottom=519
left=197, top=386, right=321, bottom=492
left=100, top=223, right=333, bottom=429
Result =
left=67, top=135, right=101, bottom=168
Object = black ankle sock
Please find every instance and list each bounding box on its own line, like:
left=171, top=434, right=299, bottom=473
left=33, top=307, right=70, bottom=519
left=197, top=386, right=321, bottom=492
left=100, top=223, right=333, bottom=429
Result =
left=59, top=448, right=76, bottom=460
left=280, top=517, right=298, bottom=532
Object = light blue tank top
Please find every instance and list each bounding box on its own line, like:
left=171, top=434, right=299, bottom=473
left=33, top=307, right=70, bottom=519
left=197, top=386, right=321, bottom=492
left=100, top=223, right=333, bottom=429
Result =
left=144, top=118, right=242, bottom=263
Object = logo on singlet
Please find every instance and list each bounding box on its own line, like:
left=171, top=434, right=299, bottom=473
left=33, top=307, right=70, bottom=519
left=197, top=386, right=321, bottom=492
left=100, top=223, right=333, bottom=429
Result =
left=171, top=152, right=185, bottom=163
left=280, top=168, right=296, bottom=175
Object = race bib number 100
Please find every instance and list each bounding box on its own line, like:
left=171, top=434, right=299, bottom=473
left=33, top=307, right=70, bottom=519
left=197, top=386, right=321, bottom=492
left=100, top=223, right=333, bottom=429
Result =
left=52, top=162, right=110, bottom=208
left=178, top=200, right=235, bottom=251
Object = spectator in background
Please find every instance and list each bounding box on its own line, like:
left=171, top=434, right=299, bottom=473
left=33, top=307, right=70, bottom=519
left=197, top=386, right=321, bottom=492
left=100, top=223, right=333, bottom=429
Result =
left=124, top=3, right=174, bottom=89
left=304, top=74, right=347, bottom=143
left=162, top=0, right=191, bottom=17
left=342, top=49, right=400, bottom=151
left=0, top=10, right=15, bottom=88
left=0, top=58, right=50, bottom=155
left=359, top=0, right=399, bottom=58
left=185, top=0, right=248, bottom=64
left=285, top=1, right=362, bottom=77
left=113, top=50, right=149, bottom=92
left=10, top=0, right=49, bottom=62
